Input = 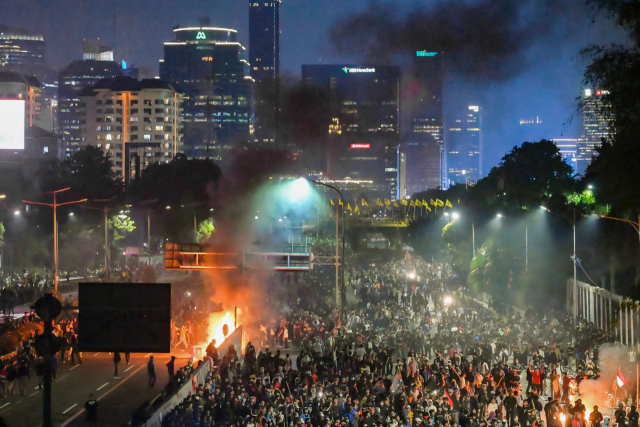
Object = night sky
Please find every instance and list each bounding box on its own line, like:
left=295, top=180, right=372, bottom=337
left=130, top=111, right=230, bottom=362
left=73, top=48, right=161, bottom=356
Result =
left=3, top=0, right=627, bottom=174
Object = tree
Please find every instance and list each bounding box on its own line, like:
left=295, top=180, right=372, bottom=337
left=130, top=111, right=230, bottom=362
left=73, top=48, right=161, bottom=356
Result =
left=197, top=219, right=215, bottom=242
left=35, top=145, right=119, bottom=200
left=470, top=140, right=575, bottom=215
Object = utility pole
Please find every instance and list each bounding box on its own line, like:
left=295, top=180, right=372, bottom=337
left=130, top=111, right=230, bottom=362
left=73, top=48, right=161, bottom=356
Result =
left=23, top=188, right=86, bottom=293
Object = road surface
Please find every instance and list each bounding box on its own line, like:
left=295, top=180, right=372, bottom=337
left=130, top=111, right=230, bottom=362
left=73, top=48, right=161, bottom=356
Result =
left=0, top=352, right=190, bottom=427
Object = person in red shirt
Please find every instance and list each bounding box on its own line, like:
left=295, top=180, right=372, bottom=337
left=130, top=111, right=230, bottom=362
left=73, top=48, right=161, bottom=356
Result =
left=529, top=363, right=543, bottom=395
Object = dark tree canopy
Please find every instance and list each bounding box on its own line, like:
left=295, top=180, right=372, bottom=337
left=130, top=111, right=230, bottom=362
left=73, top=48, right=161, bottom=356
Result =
left=129, top=154, right=222, bottom=206
left=471, top=140, right=575, bottom=215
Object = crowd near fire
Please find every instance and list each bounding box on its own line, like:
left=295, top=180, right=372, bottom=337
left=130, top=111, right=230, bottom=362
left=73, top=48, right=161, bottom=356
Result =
left=156, top=251, right=640, bottom=427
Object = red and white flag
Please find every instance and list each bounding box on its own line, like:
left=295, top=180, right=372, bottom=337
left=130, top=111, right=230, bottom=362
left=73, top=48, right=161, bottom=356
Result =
left=617, top=368, right=627, bottom=387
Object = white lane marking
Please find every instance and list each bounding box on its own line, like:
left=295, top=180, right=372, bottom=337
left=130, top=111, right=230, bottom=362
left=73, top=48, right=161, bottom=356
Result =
left=144, top=353, right=152, bottom=357
left=124, top=365, right=135, bottom=372
left=61, top=363, right=146, bottom=426
left=96, top=382, right=109, bottom=391
left=0, top=402, right=10, bottom=409
left=93, top=353, right=100, bottom=356
left=62, top=403, right=77, bottom=414
left=69, top=365, right=80, bottom=370
left=29, top=391, right=39, bottom=397
left=150, top=393, right=162, bottom=405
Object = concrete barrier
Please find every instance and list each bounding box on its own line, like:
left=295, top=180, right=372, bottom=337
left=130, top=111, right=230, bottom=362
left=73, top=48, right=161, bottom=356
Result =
left=142, top=325, right=243, bottom=427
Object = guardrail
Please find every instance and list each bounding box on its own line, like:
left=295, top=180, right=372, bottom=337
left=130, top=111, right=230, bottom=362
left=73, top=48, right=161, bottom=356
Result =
left=142, top=326, right=244, bottom=427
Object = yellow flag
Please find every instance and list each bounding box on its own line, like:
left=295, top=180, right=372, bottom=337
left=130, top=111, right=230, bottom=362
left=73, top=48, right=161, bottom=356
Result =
left=385, top=199, right=391, bottom=205
left=446, top=199, right=453, bottom=208
left=422, top=199, right=428, bottom=207
left=425, top=205, right=432, bottom=212
left=361, top=199, right=368, bottom=207
left=339, top=199, right=343, bottom=206
left=400, top=199, right=408, bottom=206
left=355, top=205, right=360, bottom=214
left=393, top=201, right=399, bottom=207
left=410, top=200, right=415, bottom=207
left=347, top=203, right=352, bottom=211
left=330, top=199, right=335, bottom=206
left=415, top=200, right=422, bottom=207
left=436, top=199, right=444, bottom=207
left=377, top=199, right=383, bottom=206
left=430, top=199, right=436, bottom=206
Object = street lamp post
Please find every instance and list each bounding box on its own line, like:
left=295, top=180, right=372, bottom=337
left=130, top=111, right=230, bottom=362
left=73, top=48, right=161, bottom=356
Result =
left=541, top=206, right=577, bottom=319
left=23, top=188, right=87, bottom=293
left=306, top=179, right=346, bottom=323
left=600, top=213, right=640, bottom=280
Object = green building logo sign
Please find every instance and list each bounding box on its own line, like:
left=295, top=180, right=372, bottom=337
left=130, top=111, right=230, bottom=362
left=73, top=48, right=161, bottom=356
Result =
left=196, top=31, right=207, bottom=40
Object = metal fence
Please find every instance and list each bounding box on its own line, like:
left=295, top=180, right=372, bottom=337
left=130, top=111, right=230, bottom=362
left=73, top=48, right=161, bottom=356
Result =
left=568, top=279, right=639, bottom=349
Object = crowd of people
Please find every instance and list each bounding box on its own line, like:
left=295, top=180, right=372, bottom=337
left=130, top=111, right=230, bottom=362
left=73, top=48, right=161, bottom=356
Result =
left=150, top=254, right=622, bottom=427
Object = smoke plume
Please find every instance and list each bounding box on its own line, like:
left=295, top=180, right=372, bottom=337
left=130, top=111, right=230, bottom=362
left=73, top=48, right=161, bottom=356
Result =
left=329, top=0, right=579, bottom=82
left=579, top=344, right=637, bottom=411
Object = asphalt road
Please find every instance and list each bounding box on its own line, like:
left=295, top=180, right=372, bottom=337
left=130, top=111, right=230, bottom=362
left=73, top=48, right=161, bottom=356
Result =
left=0, top=352, right=191, bottom=427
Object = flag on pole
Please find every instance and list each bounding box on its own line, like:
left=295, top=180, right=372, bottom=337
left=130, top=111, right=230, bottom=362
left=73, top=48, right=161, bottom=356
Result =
left=361, top=199, right=368, bottom=207
left=446, top=200, right=453, bottom=208
left=422, top=199, right=428, bottom=207
left=410, top=200, right=415, bottom=207
left=377, top=199, right=383, bottom=206
left=393, top=201, right=399, bottom=207
left=400, top=199, right=408, bottom=206
left=355, top=205, right=360, bottom=214
left=339, top=199, right=343, bottom=206
left=618, top=368, right=627, bottom=387
left=415, top=200, right=421, bottom=207
left=330, top=199, right=335, bottom=205
left=436, top=199, right=445, bottom=207
left=443, top=389, right=454, bottom=408
left=347, top=203, right=352, bottom=211
left=430, top=199, right=436, bottom=206
left=385, top=199, right=391, bottom=205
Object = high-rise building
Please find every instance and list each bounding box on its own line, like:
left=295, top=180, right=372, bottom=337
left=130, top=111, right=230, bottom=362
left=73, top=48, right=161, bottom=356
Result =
left=82, top=40, right=114, bottom=62
left=79, top=77, right=183, bottom=181
left=552, top=138, right=579, bottom=173
left=159, top=25, right=251, bottom=162
left=403, top=118, right=443, bottom=195
left=576, top=88, right=611, bottom=174
left=249, top=0, right=280, bottom=146
left=0, top=71, right=43, bottom=129
left=0, top=25, right=46, bottom=77
left=402, top=51, right=445, bottom=193
left=58, top=60, right=123, bottom=157
left=302, top=65, right=400, bottom=199
left=446, top=105, right=482, bottom=185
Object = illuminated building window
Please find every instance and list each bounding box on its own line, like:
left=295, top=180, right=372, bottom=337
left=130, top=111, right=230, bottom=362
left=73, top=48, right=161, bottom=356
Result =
left=106, top=134, right=113, bottom=140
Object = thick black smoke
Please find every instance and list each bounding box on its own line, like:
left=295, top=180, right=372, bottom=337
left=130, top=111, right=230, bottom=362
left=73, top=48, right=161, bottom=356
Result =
left=330, top=0, right=579, bottom=82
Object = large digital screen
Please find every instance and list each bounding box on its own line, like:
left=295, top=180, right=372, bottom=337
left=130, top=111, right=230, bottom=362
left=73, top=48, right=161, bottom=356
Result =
left=0, top=100, right=25, bottom=150
left=78, top=282, right=171, bottom=353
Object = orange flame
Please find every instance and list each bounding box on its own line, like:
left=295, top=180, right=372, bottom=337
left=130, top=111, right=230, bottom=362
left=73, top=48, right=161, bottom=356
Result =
left=206, top=311, right=236, bottom=348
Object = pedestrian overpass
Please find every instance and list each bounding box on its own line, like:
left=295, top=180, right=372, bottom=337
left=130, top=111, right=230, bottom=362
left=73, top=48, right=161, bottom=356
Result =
left=164, top=239, right=313, bottom=271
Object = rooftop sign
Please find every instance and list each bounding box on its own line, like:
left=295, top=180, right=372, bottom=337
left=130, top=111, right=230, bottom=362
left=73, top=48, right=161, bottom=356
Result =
left=416, top=51, right=438, bottom=57
left=342, top=67, right=375, bottom=74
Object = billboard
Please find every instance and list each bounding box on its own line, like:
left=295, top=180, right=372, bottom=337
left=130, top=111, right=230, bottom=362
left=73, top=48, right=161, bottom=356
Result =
left=0, top=100, right=25, bottom=150
left=78, top=282, right=171, bottom=353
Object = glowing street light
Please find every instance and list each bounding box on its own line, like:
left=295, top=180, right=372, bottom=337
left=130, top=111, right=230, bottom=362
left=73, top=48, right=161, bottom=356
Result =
left=13, top=210, right=20, bottom=216
left=0, top=194, right=6, bottom=199
left=452, top=212, right=460, bottom=220
left=496, top=213, right=504, bottom=218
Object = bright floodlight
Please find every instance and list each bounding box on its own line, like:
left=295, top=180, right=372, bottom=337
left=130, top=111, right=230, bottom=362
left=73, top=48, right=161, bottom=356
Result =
left=540, top=206, right=548, bottom=211
left=443, top=295, right=453, bottom=305
left=407, top=272, right=416, bottom=280
left=444, top=212, right=450, bottom=217
left=496, top=213, right=504, bottom=218
left=588, top=185, right=593, bottom=189
left=69, top=212, right=74, bottom=217
left=166, top=205, right=171, bottom=210
left=452, top=212, right=460, bottom=220
left=14, top=210, right=20, bottom=216
left=290, top=177, right=312, bottom=201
